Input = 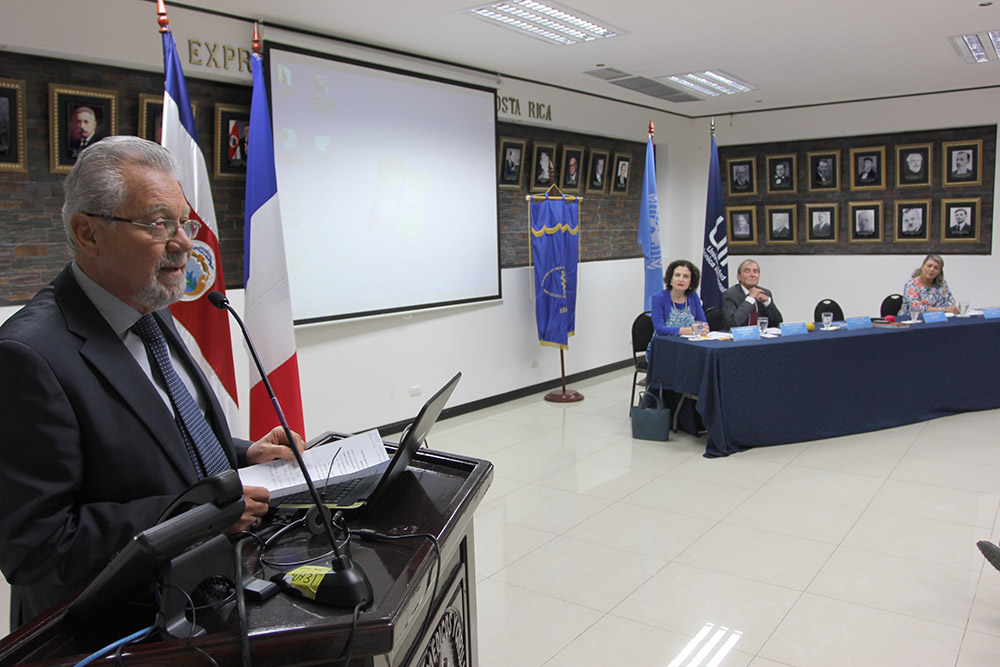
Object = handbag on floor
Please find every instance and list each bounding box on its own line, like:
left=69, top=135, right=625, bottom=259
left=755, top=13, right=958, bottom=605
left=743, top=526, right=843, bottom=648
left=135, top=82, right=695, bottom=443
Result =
left=630, top=383, right=671, bottom=441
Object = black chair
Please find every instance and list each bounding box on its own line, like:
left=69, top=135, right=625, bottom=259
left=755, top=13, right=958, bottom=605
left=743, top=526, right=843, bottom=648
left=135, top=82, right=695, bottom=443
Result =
left=705, top=307, right=725, bottom=332
left=880, top=293, right=903, bottom=318
left=630, top=312, right=654, bottom=413
left=813, top=299, right=844, bottom=322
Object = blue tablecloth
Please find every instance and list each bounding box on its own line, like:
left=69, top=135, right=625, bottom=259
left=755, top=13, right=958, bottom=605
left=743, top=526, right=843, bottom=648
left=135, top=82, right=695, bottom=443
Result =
left=649, top=317, right=1000, bottom=457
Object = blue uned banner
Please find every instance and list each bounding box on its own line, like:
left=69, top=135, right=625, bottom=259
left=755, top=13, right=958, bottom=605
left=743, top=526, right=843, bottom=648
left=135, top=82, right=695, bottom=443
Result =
left=530, top=198, right=580, bottom=349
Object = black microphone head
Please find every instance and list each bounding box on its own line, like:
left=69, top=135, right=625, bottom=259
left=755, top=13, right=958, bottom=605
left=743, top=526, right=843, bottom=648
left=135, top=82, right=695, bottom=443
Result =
left=207, top=291, right=228, bottom=309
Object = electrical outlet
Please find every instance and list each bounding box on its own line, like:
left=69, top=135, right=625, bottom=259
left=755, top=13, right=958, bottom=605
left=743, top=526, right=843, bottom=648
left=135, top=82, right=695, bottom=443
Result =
left=410, top=385, right=421, bottom=397
left=530, top=359, right=539, bottom=368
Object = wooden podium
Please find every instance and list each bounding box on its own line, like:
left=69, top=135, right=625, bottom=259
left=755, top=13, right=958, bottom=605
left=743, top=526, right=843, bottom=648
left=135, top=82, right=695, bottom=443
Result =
left=0, top=449, right=493, bottom=666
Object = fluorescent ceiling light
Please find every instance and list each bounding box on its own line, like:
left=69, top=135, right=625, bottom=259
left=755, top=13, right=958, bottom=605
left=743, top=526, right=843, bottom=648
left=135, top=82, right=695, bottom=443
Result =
left=964, top=34, right=990, bottom=62
left=468, top=1, right=623, bottom=46
left=952, top=31, right=1000, bottom=63
left=662, top=70, right=756, bottom=98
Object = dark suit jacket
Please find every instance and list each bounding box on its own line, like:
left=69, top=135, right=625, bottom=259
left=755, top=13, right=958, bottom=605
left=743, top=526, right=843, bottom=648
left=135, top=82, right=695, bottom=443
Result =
left=721, top=284, right=784, bottom=329
left=0, top=265, right=248, bottom=626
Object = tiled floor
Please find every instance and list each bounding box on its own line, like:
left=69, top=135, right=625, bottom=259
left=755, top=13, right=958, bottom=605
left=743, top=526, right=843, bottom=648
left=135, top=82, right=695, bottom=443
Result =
left=426, top=368, right=1000, bottom=666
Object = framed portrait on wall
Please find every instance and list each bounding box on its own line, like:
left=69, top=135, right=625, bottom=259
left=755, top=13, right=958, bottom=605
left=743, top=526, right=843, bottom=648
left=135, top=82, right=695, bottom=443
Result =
left=726, top=206, right=756, bottom=244
left=849, top=146, right=885, bottom=191
left=498, top=137, right=526, bottom=189
left=765, top=205, right=796, bottom=244
left=727, top=157, right=756, bottom=196
left=49, top=83, right=118, bottom=174
left=561, top=145, right=584, bottom=192
left=896, top=144, right=931, bottom=188
left=848, top=201, right=882, bottom=242
left=805, top=204, right=838, bottom=243
left=807, top=151, right=838, bottom=192
left=894, top=199, right=930, bottom=243
left=139, top=93, right=198, bottom=144
left=214, top=103, right=250, bottom=179
left=0, top=77, right=27, bottom=172
left=586, top=149, right=609, bottom=194
left=529, top=141, right=557, bottom=192
left=766, top=154, right=796, bottom=194
left=941, top=198, right=980, bottom=242
left=611, top=153, right=631, bottom=195
left=942, top=140, right=982, bottom=187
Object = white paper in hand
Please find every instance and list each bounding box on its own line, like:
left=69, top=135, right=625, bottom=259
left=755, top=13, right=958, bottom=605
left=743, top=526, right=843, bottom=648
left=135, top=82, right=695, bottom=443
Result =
left=238, top=429, right=389, bottom=498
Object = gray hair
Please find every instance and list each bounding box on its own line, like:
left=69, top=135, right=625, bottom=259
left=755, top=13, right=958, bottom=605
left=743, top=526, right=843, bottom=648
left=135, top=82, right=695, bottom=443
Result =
left=737, top=259, right=759, bottom=274
left=62, top=136, right=182, bottom=252
left=911, top=253, right=946, bottom=287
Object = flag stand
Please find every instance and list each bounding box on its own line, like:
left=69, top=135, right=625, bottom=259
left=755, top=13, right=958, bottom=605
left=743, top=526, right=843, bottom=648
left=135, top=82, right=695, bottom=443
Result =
left=526, top=185, right=584, bottom=403
left=544, top=349, right=584, bottom=403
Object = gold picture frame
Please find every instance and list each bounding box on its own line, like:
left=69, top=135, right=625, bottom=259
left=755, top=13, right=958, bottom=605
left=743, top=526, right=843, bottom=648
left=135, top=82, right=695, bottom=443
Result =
left=765, top=204, right=796, bottom=244
left=726, top=206, right=757, bottom=244
left=848, top=201, right=883, bottom=243
left=214, top=103, right=250, bottom=179
left=0, top=77, right=27, bottom=172
left=49, top=83, right=118, bottom=174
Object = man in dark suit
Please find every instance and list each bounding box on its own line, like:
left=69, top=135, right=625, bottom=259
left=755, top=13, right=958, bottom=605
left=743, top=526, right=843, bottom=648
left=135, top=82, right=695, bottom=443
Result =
left=721, top=259, right=783, bottom=329
left=0, top=136, right=302, bottom=628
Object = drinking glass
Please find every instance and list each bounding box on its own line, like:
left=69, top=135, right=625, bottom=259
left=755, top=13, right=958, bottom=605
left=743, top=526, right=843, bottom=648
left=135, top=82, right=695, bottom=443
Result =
left=959, top=301, right=970, bottom=315
left=821, top=311, right=833, bottom=329
left=757, top=317, right=769, bottom=335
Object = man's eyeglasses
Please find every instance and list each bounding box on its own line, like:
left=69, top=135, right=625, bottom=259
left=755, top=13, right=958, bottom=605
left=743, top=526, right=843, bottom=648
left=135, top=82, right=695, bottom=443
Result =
left=83, top=213, right=200, bottom=242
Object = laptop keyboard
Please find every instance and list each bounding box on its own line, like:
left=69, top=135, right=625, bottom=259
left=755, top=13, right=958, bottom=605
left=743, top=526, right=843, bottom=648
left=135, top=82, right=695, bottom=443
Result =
left=280, top=476, right=363, bottom=506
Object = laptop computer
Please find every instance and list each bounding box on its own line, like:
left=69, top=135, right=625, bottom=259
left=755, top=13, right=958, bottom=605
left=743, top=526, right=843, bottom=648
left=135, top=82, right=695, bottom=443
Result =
left=274, top=371, right=461, bottom=514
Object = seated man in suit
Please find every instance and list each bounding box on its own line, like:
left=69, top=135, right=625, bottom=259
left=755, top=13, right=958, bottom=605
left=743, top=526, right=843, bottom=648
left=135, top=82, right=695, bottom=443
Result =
left=0, top=136, right=304, bottom=628
left=721, top=259, right=784, bottom=329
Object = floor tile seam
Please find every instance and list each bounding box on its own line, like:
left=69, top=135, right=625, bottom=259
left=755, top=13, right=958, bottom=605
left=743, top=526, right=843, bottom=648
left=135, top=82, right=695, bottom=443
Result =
left=613, top=494, right=741, bottom=524
left=896, top=451, right=1000, bottom=474
left=482, top=575, right=613, bottom=615
left=535, top=615, right=609, bottom=667
left=660, top=560, right=807, bottom=595
left=835, top=542, right=986, bottom=574
left=782, top=459, right=900, bottom=480
left=856, top=504, right=999, bottom=532
left=796, top=589, right=975, bottom=632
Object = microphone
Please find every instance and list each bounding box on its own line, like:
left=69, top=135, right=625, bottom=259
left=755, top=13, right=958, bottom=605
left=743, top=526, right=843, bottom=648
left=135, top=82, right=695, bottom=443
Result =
left=208, top=291, right=373, bottom=608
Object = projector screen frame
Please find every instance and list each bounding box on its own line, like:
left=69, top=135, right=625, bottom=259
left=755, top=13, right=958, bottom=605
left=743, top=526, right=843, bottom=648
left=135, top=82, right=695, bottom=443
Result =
left=262, top=41, right=502, bottom=325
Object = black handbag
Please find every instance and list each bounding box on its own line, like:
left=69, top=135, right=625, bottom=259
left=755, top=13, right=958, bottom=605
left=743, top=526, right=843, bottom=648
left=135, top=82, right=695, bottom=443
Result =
left=630, top=384, right=671, bottom=441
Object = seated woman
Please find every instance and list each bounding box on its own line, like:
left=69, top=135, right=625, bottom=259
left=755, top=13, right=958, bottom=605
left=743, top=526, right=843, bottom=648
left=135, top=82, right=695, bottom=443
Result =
left=651, top=259, right=708, bottom=339
left=899, top=254, right=959, bottom=319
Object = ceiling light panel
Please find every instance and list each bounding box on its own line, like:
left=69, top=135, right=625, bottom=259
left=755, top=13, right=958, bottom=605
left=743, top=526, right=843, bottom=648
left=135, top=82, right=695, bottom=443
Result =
left=660, top=70, right=756, bottom=98
left=467, top=1, right=624, bottom=46
left=951, top=31, right=1000, bottom=63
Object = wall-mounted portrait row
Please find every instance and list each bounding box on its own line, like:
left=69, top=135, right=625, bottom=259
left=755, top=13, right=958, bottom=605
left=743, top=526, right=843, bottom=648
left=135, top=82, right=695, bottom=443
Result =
left=726, top=140, right=984, bottom=196
left=726, top=197, right=981, bottom=245
left=498, top=137, right=633, bottom=195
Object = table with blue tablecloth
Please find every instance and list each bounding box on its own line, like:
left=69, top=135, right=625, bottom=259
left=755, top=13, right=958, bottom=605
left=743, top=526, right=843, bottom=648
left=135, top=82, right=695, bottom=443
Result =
left=649, top=317, right=1000, bottom=457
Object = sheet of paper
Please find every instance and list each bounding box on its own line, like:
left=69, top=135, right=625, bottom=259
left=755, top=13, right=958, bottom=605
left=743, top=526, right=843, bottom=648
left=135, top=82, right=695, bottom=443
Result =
left=238, top=429, right=388, bottom=496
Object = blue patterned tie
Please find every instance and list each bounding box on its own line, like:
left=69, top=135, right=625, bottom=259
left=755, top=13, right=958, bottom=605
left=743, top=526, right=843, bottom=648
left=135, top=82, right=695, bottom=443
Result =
left=131, top=314, right=231, bottom=479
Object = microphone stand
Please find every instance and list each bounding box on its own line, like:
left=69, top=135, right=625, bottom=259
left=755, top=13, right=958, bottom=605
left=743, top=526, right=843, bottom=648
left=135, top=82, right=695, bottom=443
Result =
left=209, top=291, right=372, bottom=608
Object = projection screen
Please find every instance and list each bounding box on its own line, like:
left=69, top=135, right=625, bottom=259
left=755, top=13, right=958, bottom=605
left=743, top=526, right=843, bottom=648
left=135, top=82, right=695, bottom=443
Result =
left=265, top=44, right=500, bottom=324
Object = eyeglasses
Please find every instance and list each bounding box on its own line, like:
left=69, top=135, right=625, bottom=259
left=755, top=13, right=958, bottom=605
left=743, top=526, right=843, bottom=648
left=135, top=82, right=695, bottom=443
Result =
left=83, top=213, right=201, bottom=242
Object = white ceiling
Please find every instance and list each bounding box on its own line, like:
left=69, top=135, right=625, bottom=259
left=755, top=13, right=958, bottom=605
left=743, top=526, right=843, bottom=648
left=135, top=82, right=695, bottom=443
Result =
left=186, top=0, right=999, bottom=117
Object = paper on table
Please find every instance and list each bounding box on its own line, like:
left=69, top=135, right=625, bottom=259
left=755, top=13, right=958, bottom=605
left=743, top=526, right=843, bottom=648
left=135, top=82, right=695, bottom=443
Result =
left=237, top=428, right=389, bottom=498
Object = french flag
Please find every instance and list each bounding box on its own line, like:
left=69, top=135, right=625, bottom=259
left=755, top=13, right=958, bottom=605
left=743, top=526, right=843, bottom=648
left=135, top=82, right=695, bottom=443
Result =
left=160, top=22, right=240, bottom=429
left=244, top=48, right=305, bottom=439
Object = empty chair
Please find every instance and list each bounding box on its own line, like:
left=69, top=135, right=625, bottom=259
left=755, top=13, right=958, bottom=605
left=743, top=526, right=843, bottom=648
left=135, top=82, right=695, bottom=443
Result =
left=704, top=307, right=725, bottom=332
left=881, top=293, right=903, bottom=318
left=630, top=312, right=654, bottom=412
left=813, top=299, right=844, bottom=322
